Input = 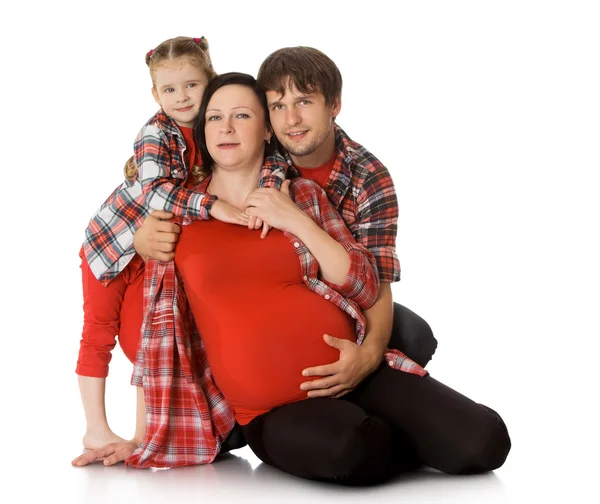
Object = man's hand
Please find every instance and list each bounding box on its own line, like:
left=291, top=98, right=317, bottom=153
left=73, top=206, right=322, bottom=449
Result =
left=300, top=335, right=382, bottom=398
left=244, top=180, right=306, bottom=234
left=133, top=211, right=180, bottom=262
left=71, top=439, right=140, bottom=467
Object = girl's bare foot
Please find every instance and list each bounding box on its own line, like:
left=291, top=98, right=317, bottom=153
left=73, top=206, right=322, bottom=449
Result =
left=83, top=431, right=126, bottom=450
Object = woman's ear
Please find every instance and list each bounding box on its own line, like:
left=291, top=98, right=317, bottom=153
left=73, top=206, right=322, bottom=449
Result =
left=265, top=129, right=272, bottom=144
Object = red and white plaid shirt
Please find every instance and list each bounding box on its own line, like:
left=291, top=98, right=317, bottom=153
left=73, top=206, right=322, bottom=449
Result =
left=83, top=109, right=284, bottom=285
left=261, top=124, right=402, bottom=283
left=126, top=177, right=426, bottom=469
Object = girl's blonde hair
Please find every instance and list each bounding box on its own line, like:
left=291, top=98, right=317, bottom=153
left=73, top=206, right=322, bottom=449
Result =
left=124, top=36, right=216, bottom=182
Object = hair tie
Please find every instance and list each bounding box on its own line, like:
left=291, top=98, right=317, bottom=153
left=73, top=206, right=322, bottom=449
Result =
left=147, top=49, right=153, bottom=57
left=193, top=37, right=202, bottom=44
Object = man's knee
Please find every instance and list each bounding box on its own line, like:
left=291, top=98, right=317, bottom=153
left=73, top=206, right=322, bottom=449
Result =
left=390, top=303, right=438, bottom=367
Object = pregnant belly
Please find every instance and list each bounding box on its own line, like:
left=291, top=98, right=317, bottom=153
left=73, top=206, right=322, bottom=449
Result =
left=198, top=286, right=358, bottom=424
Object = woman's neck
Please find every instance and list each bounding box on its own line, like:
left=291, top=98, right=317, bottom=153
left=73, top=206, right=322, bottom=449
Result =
left=208, top=159, right=262, bottom=209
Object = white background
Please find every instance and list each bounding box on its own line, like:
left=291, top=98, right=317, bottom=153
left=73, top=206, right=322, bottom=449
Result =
left=1, top=1, right=599, bottom=502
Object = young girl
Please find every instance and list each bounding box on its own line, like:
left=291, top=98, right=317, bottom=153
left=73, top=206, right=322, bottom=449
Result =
left=76, top=36, right=283, bottom=450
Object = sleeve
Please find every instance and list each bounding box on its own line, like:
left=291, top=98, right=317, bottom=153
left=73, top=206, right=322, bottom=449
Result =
left=355, top=167, right=401, bottom=283
left=258, top=150, right=289, bottom=190
left=294, top=179, right=380, bottom=310
left=135, top=124, right=217, bottom=221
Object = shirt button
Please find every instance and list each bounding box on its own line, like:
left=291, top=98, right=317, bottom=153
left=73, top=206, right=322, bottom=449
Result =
left=172, top=169, right=178, bottom=174
left=294, top=242, right=300, bottom=248
left=303, top=275, right=308, bottom=281
left=388, top=360, right=394, bottom=366
left=324, top=294, right=330, bottom=300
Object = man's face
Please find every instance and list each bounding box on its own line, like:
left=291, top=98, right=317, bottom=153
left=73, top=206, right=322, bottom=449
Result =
left=266, top=80, right=341, bottom=165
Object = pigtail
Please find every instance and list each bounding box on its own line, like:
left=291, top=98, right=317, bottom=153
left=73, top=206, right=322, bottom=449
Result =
left=123, top=156, right=138, bottom=181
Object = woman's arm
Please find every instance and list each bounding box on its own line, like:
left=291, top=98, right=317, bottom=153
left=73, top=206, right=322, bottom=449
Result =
left=244, top=178, right=380, bottom=309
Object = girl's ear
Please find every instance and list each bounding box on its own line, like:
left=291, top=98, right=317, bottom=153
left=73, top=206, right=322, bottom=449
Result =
left=152, top=87, right=161, bottom=106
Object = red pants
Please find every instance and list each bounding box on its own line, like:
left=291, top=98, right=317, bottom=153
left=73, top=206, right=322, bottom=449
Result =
left=76, top=247, right=145, bottom=378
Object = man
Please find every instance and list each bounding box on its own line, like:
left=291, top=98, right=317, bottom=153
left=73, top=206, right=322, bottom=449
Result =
left=135, top=47, right=437, bottom=399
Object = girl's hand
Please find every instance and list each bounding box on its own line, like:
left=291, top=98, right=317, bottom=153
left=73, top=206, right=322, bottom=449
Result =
left=210, top=200, right=251, bottom=226
left=72, top=439, right=141, bottom=467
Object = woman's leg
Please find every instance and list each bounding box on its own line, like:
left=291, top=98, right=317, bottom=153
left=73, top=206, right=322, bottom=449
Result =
left=389, top=303, right=438, bottom=367
left=241, top=398, right=403, bottom=485
left=349, top=365, right=511, bottom=474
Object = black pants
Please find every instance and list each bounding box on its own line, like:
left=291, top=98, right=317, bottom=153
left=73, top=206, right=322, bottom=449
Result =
left=242, top=366, right=511, bottom=485
left=389, top=302, right=438, bottom=367
left=221, top=303, right=438, bottom=455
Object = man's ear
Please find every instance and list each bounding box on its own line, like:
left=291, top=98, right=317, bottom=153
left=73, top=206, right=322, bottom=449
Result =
left=331, top=96, right=342, bottom=119
left=152, top=87, right=160, bottom=106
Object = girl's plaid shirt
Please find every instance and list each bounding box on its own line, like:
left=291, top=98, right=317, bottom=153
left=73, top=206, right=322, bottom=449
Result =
left=83, top=109, right=285, bottom=285
left=125, top=177, right=427, bottom=469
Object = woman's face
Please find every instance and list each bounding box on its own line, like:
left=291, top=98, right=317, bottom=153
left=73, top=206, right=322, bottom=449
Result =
left=204, top=84, right=271, bottom=170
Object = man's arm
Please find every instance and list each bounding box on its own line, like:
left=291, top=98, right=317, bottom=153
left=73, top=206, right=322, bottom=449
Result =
left=301, top=167, right=400, bottom=397
left=133, top=211, right=180, bottom=261
left=300, top=282, right=392, bottom=398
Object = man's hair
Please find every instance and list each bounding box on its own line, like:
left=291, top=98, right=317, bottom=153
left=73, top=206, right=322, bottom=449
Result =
left=257, top=46, right=342, bottom=107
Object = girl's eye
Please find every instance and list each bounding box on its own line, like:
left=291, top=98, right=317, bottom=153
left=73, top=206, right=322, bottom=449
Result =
left=165, top=88, right=175, bottom=93
left=188, top=83, right=197, bottom=88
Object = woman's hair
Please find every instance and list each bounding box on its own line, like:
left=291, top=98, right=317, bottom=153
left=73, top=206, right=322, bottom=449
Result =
left=123, top=36, right=217, bottom=182
left=194, top=72, right=278, bottom=181
left=257, top=46, right=342, bottom=107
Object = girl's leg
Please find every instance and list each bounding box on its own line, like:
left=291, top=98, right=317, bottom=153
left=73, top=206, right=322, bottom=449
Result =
left=349, top=365, right=511, bottom=474
left=77, top=248, right=144, bottom=448
left=241, top=398, right=404, bottom=485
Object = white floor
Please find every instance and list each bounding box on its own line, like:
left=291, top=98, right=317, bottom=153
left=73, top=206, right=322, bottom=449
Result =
left=3, top=1, right=599, bottom=502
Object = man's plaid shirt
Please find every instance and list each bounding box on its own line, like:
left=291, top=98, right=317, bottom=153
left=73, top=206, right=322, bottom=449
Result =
left=260, top=123, right=402, bottom=283
left=126, top=178, right=426, bottom=469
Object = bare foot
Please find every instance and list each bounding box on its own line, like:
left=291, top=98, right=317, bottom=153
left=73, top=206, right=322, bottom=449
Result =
left=83, top=431, right=126, bottom=450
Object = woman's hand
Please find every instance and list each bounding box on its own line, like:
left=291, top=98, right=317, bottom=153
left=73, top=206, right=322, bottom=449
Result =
left=244, top=180, right=307, bottom=234
left=71, top=439, right=141, bottom=467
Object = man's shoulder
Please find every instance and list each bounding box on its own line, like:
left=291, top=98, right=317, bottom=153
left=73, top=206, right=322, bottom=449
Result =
left=336, top=126, right=392, bottom=183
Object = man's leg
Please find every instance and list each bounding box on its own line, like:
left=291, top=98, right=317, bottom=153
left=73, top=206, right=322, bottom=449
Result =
left=241, top=398, right=403, bottom=485
left=349, top=365, right=511, bottom=474
left=389, top=303, right=438, bottom=367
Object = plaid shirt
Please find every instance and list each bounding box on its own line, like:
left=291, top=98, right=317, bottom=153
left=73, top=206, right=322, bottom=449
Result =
left=83, top=109, right=284, bottom=285
left=264, top=124, right=402, bottom=283
left=126, top=177, right=426, bottom=469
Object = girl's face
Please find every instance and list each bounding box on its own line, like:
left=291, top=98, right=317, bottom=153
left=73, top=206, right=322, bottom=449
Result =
left=204, top=84, right=271, bottom=170
left=151, top=56, right=208, bottom=128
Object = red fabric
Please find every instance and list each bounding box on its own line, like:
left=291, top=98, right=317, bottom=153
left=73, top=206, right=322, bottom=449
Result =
left=175, top=220, right=357, bottom=425
left=295, top=151, right=336, bottom=190
left=76, top=246, right=144, bottom=377
left=179, top=126, right=202, bottom=188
